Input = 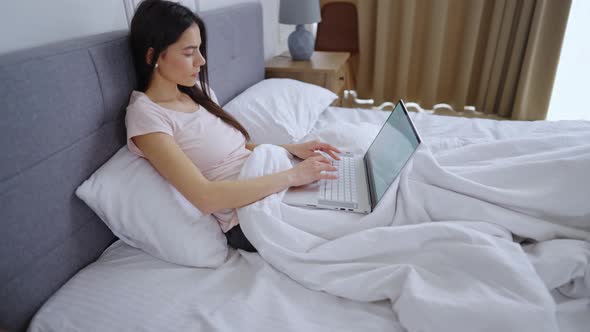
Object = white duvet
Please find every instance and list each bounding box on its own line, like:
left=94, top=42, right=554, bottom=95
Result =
left=236, top=112, right=590, bottom=332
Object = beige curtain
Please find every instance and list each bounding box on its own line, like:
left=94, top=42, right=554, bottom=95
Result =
left=322, top=0, right=571, bottom=120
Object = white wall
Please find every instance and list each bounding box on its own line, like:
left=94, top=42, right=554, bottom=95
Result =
left=0, top=0, right=284, bottom=61
left=0, top=0, right=128, bottom=54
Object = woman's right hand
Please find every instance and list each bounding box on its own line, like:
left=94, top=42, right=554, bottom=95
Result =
left=288, top=155, right=338, bottom=187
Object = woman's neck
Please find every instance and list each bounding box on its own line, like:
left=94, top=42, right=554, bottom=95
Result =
left=144, top=72, right=181, bottom=103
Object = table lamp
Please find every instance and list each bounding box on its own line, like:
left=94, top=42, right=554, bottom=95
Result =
left=279, top=0, right=321, bottom=61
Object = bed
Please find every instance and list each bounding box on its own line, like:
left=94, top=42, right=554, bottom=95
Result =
left=1, top=3, right=589, bottom=332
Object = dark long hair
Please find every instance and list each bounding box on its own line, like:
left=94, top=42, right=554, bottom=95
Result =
left=129, top=0, right=250, bottom=141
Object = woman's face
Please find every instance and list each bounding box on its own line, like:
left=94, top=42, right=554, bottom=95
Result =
left=153, top=24, right=206, bottom=87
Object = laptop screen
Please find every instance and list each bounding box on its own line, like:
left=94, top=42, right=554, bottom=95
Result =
left=364, top=101, right=421, bottom=208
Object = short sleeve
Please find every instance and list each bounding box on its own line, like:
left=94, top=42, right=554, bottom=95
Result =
left=125, top=104, right=173, bottom=158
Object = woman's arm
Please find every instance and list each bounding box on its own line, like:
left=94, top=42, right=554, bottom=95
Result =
left=132, top=133, right=336, bottom=214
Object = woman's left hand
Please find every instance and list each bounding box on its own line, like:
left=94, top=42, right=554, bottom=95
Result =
left=283, top=140, right=341, bottom=161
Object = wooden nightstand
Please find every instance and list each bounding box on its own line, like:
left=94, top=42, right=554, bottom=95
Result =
left=265, top=51, right=351, bottom=106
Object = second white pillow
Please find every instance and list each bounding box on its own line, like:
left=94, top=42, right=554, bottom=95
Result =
left=224, top=78, right=338, bottom=145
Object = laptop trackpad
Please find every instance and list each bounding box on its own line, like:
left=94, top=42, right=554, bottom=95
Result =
left=283, top=181, right=320, bottom=207
left=289, top=181, right=320, bottom=193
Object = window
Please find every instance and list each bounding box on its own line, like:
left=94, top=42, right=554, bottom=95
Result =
left=547, top=0, right=590, bottom=121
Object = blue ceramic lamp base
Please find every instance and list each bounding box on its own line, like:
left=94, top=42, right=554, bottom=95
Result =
left=288, top=24, right=314, bottom=61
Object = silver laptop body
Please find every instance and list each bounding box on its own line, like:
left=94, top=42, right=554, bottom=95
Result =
left=282, top=99, right=422, bottom=214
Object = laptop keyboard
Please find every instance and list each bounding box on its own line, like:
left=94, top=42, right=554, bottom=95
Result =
left=318, top=156, right=358, bottom=209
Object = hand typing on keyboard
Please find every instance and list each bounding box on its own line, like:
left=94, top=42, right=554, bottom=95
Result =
left=282, top=140, right=341, bottom=161
left=288, top=155, right=338, bottom=187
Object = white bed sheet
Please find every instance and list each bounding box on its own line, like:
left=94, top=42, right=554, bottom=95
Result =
left=30, top=241, right=399, bottom=332
left=30, top=108, right=590, bottom=332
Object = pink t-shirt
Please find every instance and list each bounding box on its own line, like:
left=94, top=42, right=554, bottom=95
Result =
left=125, top=90, right=251, bottom=232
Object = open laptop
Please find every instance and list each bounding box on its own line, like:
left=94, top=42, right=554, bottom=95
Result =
left=282, top=99, right=422, bottom=213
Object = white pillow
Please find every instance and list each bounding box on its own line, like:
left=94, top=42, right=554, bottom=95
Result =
left=223, top=78, right=338, bottom=145
left=75, top=147, right=228, bottom=268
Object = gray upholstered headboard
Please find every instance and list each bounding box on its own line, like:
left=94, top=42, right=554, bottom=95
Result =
left=0, top=3, right=264, bottom=331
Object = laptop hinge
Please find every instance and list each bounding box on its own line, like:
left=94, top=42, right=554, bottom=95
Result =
left=364, top=156, right=375, bottom=210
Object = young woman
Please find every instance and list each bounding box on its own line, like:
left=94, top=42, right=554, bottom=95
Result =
left=127, top=0, right=341, bottom=252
